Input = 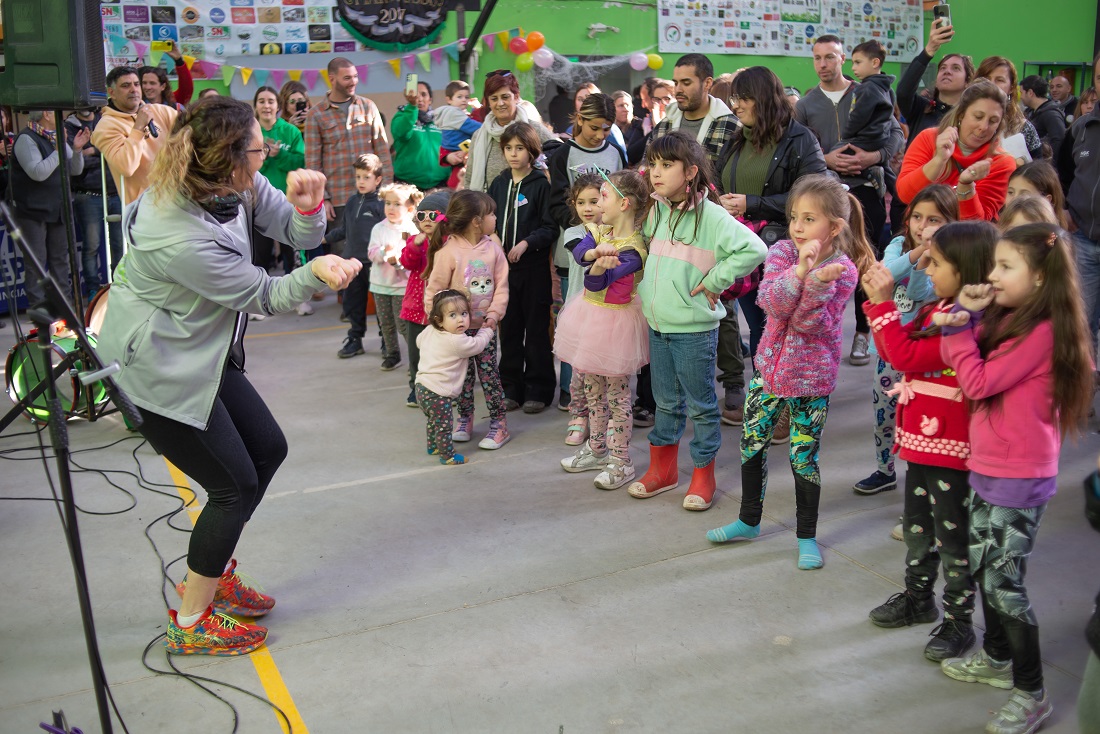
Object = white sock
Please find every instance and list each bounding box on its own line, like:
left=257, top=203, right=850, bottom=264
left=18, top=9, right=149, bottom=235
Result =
left=175, top=609, right=205, bottom=628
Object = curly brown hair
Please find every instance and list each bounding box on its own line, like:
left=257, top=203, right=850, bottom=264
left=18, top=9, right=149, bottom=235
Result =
left=150, top=96, right=259, bottom=204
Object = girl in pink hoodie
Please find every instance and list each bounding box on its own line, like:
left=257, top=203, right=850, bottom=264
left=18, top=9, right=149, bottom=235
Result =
left=935, top=223, right=1093, bottom=734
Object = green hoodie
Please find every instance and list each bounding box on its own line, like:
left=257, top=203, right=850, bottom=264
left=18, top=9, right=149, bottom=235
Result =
left=640, top=196, right=767, bottom=333
left=391, top=105, right=451, bottom=190
left=259, top=117, right=305, bottom=194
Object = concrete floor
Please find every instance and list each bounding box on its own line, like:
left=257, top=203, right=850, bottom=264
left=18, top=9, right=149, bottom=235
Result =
left=1, top=299, right=1097, bottom=734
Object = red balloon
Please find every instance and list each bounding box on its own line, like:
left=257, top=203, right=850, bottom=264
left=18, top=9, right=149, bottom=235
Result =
left=526, top=31, right=545, bottom=51
left=509, top=36, right=528, bottom=55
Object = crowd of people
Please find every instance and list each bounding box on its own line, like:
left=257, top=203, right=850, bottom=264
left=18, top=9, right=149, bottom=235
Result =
left=4, top=23, right=1100, bottom=734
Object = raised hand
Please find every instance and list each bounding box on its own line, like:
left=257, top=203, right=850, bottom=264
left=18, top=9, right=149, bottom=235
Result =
left=72, top=127, right=92, bottom=150
left=959, top=159, right=992, bottom=185
left=310, top=255, right=362, bottom=290
left=932, top=310, right=971, bottom=328
left=133, top=105, right=152, bottom=134
left=815, top=263, right=848, bottom=283
left=286, top=169, right=328, bottom=212
left=957, top=283, right=995, bottom=312
left=860, top=262, right=895, bottom=303
left=925, top=17, right=955, bottom=56
left=795, top=239, right=822, bottom=280
left=934, top=127, right=958, bottom=162
left=593, top=242, right=619, bottom=258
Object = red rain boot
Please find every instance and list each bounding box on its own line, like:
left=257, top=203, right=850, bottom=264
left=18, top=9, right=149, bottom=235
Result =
left=683, top=461, right=717, bottom=511
left=627, top=443, right=680, bottom=499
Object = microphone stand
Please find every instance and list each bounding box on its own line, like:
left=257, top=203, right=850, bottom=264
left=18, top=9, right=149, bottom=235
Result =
left=0, top=201, right=143, bottom=734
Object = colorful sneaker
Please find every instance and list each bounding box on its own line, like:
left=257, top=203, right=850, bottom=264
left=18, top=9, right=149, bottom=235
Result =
left=176, top=559, right=275, bottom=617
left=561, top=444, right=609, bottom=473
left=441, top=454, right=467, bottom=465
left=452, top=415, right=473, bottom=443
left=565, top=416, right=588, bottom=446
left=941, top=649, right=1014, bottom=689
left=478, top=420, right=511, bottom=450
left=985, top=689, right=1053, bottom=734
left=594, top=458, right=635, bottom=490
left=165, top=606, right=267, bottom=656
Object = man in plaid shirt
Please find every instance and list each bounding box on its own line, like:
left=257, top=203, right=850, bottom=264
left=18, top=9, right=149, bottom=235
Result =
left=304, top=57, right=392, bottom=254
left=648, top=53, right=739, bottom=167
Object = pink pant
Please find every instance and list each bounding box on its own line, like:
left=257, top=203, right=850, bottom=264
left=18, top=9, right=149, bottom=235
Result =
left=584, top=374, right=632, bottom=461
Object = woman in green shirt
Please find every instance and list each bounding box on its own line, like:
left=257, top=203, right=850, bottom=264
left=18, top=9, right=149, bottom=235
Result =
left=255, top=86, right=307, bottom=274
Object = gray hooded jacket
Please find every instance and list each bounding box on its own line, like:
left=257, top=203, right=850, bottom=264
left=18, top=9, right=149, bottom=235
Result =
left=96, top=172, right=327, bottom=429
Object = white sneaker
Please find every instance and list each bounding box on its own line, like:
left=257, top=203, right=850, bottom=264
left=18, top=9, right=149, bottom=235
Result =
left=297, top=301, right=314, bottom=316
left=561, top=444, right=609, bottom=473
left=248, top=312, right=267, bottom=321
left=891, top=522, right=904, bottom=541
left=594, top=458, right=635, bottom=490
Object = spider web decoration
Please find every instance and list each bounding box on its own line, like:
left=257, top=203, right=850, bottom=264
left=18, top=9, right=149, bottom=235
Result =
left=527, top=48, right=657, bottom=101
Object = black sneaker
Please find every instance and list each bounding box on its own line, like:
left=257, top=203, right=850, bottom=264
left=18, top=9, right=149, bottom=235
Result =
left=924, top=619, right=975, bottom=662
left=723, top=386, right=743, bottom=410
left=869, top=591, right=938, bottom=628
left=338, top=337, right=364, bottom=359
left=632, top=406, right=655, bottom=427
left=557, top=390, right=570, bottom=411
left=380, top=356, right=401, bottom=371
left=854, top=471, right=898, bottom=495
left=406, top=389, right=418, bottom=408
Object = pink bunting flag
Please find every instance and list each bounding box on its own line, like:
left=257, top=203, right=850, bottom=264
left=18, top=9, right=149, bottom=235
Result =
left=483, top=34, right=495, bottom=51
left=302, top=68, right=320, bottom=90
left=132, top=41, right=148, bottom=59
left=356, top=65, right=370, bottom=83
left=403, top=54, right=415, bottom=69
left=431, top=48, right=444, bottom=65
left=269, top=69, right=285, bottom=89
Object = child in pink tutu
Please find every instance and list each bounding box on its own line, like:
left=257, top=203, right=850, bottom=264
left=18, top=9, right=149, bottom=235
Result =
left=555, top=170, right=650, bottom=490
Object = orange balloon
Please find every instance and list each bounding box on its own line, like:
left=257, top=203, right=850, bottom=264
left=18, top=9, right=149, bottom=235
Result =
left=526, top=31, right=545, bottom=52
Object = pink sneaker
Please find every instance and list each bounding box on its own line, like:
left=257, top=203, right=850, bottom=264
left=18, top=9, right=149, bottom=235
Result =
left=452, top=415, right=473, bottom=442
left=478, top=419, right=511, bottom=450
left=564, top=416, right=587, bottom=446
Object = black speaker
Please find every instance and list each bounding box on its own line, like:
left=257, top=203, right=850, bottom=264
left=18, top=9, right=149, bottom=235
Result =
left=0, top=0, right=107, bottom=109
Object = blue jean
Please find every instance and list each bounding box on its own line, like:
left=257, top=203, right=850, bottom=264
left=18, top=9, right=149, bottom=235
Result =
left=73, top=192, right=122, bottom=293
left=1074, top=232, right=1100, bottom=350
left=737, top=291, right=767, bottom=359
left=558, top=274, right=572, bottom=394
left=647, top=327, right=721, bottom=467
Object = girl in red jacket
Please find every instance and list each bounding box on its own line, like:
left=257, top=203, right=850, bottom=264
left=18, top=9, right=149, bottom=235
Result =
left=934, top=223, right=1093, bottom=734
left=861, top=221, right=996, bottom=665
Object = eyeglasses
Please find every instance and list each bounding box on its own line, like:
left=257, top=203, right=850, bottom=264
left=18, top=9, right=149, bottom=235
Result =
left=729, top=94, right=753, bottom=104
left=246, top=143, right=272, bottom=159
left=415, top=210, right=443, bottom=222
left=653, top=95, right=674, bottom=105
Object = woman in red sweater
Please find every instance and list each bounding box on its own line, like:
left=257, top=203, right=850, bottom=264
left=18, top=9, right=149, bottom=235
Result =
left=898, top=79, right=1016, bottom=222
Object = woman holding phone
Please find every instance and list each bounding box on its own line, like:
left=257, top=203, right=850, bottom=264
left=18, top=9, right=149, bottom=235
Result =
left=278, top=80, right=311, bottom=131
left=896, top=10, right=973, bottom=146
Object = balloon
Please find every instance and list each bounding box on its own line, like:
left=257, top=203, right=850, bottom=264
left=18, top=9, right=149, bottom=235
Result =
left=629, top=52, right=648, bottom=71
left=647, top=53, right=664, bottom=70
left=509, top=36, right=528, bottom=55
left=532, top=47, right=554, bottom=69
left=526, top=31, right=545, bottom=51
left=516, top=52, right=534, bottom=72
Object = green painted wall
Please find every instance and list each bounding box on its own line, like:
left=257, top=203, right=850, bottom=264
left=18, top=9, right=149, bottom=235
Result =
left=441, top=0, right=1097, bottom=97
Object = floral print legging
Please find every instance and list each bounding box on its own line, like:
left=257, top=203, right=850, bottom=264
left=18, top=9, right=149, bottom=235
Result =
left=584, top=374, right=632, bottom=461
left=458, top=331, right=506, bottom=422
left=416, top=383, right=457, bottom=460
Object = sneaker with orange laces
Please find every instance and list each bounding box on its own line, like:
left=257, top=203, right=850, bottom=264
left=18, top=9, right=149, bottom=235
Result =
left=176, top=559, right=276, bottom=617
left=165, top=606, right=267, bottom=656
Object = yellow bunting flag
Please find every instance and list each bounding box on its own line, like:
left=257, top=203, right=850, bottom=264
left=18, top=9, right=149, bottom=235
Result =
left=288, top=70, right=302, bottom=82
left=497, top=31, right=510, bottom=48
left=183, top=55, right=196, bottom=70
left=388, top=58, right=402, bottom=77
left=320, top=69, right=331, bottom=88
left=240, top=67, right=252, bottom=85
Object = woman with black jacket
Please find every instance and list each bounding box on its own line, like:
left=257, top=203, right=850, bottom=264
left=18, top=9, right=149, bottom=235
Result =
left=711, top=67, right=826, bottom=425
left=896, top=19, right=973, bottom=147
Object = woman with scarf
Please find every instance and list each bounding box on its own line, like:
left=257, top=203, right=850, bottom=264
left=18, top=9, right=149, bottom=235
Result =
left=8, top=110, right=88, bottom=306
left=96, top=97, right=360, bottom=656
left=465, top=70, right=556, bottom=193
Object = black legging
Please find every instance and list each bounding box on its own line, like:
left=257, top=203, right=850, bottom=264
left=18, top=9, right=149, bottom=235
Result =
left=137, top=367, right=288, bottom=578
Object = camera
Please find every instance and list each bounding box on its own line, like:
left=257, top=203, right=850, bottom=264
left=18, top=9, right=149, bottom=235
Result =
left=295, top=99, right=308, bottom=113
left=932, top=3, right=951, bottom=27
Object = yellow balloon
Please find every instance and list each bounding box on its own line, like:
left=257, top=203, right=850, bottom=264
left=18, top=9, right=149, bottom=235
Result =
left=647, top=53, right=664, bottom=70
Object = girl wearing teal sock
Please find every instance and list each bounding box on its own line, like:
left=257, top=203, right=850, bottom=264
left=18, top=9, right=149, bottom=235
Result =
left=706, top=175, right=875, bottom=569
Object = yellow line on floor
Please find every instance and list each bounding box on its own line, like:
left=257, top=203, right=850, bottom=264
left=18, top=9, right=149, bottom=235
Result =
left=245, top=324, right=344, bottom=339
left=163, top=457, right=308, bottom=734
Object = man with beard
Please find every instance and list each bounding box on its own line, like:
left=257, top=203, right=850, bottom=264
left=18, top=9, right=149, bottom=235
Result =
left=648, top=53, right=739, bottom=166
left=92, top=66, right=179, bottom=205
left=304, top=57, right=391, bottom=252
left=391, top=79, right=451, bottom=190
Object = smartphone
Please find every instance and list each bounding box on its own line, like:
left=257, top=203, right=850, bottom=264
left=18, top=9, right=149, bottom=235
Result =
left=932, top=3, right=951, bottom=27
left=295, top=99, right=308, bottom=113
left=151, top=40, right=173, bottom=52
left=405, top=73, right=418, bottom=97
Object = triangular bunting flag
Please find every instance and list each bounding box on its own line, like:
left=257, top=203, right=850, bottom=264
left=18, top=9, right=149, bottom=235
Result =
left=444, top=44, right=460, bottom=62
left=241, top=67, right=253, bottom=85
left=221, top=65, right=237, bottom=86
left=387, top=58, right=402, bottom=78
left=431, top=48, right=444, bottom=66
left=320, top=69, right=331, bottom=88
left=253, top=69, right=269, bottom=88
left=149, top=50, right=164, bottom=67
left=483, top=34, right=495, bottom=51
left=183, top=55, right=196, bottom=70
left=518, top=27, right=525, bottom=37
left=356, top=65, right=369, bottom=82
left=404, top=54, right=416, bottom=69
left=417, top=52, right=431, bottom=72
left=496, top=31, right=510, bottom=48
left=132, top=41, right=148, bottom=59
left=270, top=69, right=285, bottom=89
left=194, top=60, right=212, bottom=79
left=302, top=68, right=319, bottom=89
left=510, top=28, right=521, bottom=38
left=288, top=69, right=302, bottom=82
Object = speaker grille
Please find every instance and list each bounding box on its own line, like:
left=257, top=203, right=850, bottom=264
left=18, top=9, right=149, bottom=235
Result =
left=83, top=0, right=106, bottom=95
